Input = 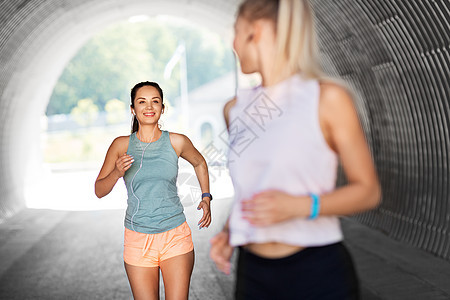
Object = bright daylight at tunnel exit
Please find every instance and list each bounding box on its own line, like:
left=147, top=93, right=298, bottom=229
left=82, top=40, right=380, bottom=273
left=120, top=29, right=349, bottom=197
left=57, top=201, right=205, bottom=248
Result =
left=28, top=14, right=237, bottom=211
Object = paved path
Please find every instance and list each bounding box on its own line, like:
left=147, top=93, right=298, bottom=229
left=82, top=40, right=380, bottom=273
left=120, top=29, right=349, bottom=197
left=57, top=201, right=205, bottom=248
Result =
left=0, top=197, right=235, bottom=300
left=1, top=201, right=450, bottom=299
left=342, top=218, right=450, bottom=300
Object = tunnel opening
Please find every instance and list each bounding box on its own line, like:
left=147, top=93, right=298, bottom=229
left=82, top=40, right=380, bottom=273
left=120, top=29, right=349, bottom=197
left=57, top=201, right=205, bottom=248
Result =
left=0, top=1, right=239, bottom=218
left=25, top=13, right=238, bottom=211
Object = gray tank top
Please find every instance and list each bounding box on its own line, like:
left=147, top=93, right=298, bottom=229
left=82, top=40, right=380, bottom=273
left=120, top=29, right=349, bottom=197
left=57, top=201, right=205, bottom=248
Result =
left=123, top=130, right=185, bottom=234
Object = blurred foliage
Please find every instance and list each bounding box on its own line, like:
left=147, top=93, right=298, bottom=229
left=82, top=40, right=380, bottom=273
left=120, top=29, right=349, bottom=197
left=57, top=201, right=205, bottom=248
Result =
left=105, top=98, right=127, bottom=125
left=71, top=98, right=99, bottom=127
left=46, top=17, right=235, bottom=116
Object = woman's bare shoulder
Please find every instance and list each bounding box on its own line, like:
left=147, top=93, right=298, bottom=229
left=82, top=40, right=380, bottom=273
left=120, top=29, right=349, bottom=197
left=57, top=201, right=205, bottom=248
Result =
left=223, top=97, right=237, bottom=128
left=224, top=97, right=237, bottom=111
left=168, top=132, right=191, bottom=157
left=110, top=135, right=130, bottom=154
left=168, top=131, right=191, bottom=147
left=318, top=80, right=355, bottom=114
left=168, top=131, right=187, bottom=141
left=319, top=80, right=352, bottom=101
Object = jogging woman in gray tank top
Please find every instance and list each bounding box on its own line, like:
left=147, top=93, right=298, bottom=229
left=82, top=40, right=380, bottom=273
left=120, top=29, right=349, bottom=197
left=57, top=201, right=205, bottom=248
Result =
left=95, top=81, right=212, bottom=299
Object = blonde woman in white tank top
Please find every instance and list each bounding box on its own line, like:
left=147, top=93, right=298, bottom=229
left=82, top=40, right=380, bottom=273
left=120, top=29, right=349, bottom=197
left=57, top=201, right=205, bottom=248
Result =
left=210, top=1, right=380, bottom=299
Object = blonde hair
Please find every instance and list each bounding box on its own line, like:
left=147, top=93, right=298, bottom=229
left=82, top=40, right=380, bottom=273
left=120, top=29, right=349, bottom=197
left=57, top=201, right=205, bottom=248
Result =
left=238, top=0, right=324, bottom=80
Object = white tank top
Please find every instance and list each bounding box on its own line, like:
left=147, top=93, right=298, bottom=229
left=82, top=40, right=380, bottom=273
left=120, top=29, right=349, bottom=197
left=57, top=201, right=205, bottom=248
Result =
left=227, top=74, right=343, bottom=247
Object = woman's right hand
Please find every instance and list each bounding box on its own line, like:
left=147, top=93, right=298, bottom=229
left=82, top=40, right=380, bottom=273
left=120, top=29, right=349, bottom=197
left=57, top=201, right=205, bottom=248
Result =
left=114, top=153, right=134, bottom=178
left=210, top=230, right=234, bottom=275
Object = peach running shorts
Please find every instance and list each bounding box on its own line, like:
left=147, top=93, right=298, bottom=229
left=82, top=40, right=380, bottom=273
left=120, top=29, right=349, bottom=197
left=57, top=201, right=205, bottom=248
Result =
left=123, top=221, right=194, bottom=267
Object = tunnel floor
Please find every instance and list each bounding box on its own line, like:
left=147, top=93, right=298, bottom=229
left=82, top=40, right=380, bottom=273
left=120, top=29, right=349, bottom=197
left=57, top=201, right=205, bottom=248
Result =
left=1, top=200, right=449, bottom=299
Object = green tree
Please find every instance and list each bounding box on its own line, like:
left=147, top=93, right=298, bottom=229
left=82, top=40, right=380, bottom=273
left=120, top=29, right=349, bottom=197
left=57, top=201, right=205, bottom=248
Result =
left=46, top=17, right=234, bottom=116
left=71, top=98, right=99, bottom=127
left=105, top=98, right=127, bottom=125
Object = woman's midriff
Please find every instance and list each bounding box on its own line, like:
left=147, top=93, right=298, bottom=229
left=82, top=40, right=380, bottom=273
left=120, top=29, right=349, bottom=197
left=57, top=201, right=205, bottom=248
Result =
left=244, top=242, right=305, bottom=258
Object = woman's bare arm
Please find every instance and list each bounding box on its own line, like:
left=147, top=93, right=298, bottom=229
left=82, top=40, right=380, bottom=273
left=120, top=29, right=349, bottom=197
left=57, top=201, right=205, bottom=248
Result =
left=95, top=136, right=132, bottom=198
left=170, top=133, right=212, bottom=228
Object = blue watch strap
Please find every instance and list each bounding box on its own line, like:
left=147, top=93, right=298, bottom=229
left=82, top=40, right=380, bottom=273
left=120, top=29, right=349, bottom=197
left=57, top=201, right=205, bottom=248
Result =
left=202, top=193, right=213, bottom=201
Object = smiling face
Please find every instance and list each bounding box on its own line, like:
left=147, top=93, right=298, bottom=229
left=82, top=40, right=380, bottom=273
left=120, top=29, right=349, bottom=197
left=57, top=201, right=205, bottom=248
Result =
left=131, top=85, right=164, bottom=126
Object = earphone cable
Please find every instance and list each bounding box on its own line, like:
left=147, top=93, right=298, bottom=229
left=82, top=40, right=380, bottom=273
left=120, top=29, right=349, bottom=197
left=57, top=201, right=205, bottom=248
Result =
left=129, top=126, right=157, bottom=231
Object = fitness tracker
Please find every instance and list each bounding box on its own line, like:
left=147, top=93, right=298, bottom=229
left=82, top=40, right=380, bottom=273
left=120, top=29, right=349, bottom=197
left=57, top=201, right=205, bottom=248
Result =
left=201, top=193, right=213, bottom=201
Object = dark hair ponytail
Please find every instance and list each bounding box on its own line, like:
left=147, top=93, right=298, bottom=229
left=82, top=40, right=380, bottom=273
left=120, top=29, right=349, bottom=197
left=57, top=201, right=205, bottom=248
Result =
left=131, top=115, right=139, bottom=133
left=130, top=81, right=164, bottom=133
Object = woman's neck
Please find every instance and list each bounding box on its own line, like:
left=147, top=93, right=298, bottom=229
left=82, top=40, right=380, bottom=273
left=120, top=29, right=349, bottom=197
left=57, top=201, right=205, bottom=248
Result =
left=137, top=125, right=160, bottom=143
left=259, top=50, right=295, bottom=87
left=254, top=22, right=296, bottom=88
left=261, top=71, right=294, bottom=87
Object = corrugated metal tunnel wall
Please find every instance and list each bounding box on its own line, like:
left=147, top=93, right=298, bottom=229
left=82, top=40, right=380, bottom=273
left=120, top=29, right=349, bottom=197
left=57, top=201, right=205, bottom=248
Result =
left=310, top=0, right=450, bottom=260
left=0, top=0, right=449, bottom=260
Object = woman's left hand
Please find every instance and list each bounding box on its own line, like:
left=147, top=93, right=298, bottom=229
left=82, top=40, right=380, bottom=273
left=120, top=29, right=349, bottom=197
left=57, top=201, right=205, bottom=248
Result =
left=197, top=199, right=212, bottom=229
left=242, top=190, right=307, bottom=226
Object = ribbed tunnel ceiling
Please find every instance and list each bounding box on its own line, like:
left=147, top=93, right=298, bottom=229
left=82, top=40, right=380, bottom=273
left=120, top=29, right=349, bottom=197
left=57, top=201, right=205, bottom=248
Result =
left=0, top=0, right=449, bottom=260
